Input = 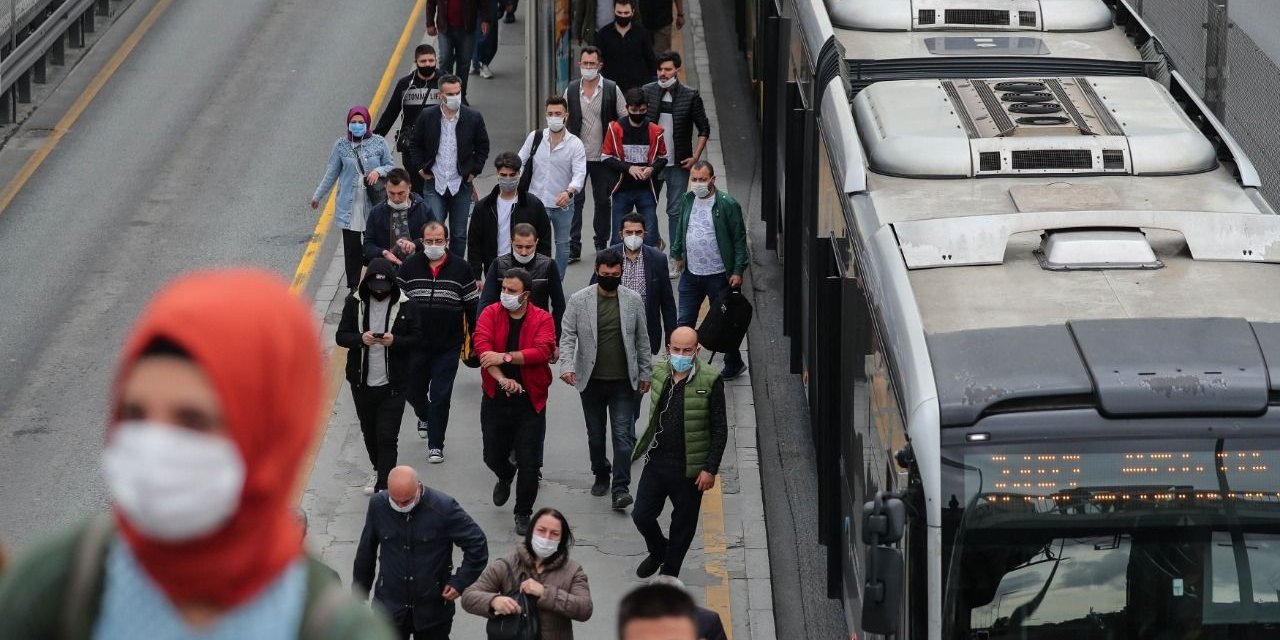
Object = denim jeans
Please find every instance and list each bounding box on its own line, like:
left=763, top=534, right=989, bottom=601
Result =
left=657, top=166, right=690, bottom=249
left=677, top=271, right=744, bottom=370
left=480, top=394, right=546, bottom=516
left=421, top=182, right=472, bottom=257
left=581, top=378, right=638, bottom=496
left=610, top=188, right=659, bottom=247
left=437, top=27, right=476, bottom=96
left=547, top=205, right=573, bottom=279
left=573, top=161, right=616, bottom=252
left=472, top=0, right=500, bottom=68
left=407, top=347, right=462, bottom=449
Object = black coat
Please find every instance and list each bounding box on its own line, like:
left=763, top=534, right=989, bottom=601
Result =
left=696, top=606, right=728, bottom=640
left=335, top=290, right=421, bottom=390
left=353, top=487, right=489, bottom=630
left=642, top=81, right=710, bottom=164
left=467, top=187, right=553, bottom=279
left=478, top=253, right=566, bottom=338
left=594, top=23, right=658, bottom=92
left=409, top=105, right=490, bottom=185
left=592, top=244, right=676, bottom=354
left=363, top=194, right=433, bottom=264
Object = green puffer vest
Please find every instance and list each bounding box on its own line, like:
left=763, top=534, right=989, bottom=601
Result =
left=632, top=359, right=720, bottom=477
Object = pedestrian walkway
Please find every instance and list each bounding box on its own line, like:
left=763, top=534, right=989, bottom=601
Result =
left=300, top=1, right=775, bottom=637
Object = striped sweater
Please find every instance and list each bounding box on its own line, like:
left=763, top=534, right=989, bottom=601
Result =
left=395, top=252, right=479, bottom=351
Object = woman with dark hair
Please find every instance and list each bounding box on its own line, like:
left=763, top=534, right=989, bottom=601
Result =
left=461, top=507, right=594, bottom=639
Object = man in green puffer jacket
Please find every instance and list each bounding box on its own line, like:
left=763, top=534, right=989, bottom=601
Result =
left=629, top=326, right=729, bottom=579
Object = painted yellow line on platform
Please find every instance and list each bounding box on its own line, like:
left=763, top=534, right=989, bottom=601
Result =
left=0, top=0, right=177, bottom=218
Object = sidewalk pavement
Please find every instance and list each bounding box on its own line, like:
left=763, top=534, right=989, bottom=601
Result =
left=301, top=1, right=776, bottom=637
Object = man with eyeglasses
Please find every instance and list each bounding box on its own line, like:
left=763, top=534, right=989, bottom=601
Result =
left=397, top=221, right=479, bottom=464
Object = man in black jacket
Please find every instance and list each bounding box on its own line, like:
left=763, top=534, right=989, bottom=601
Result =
left=364, top=169, right=432, bottom=267
left=595, top=0, right=658, bottom=92
left=409, top=75, right=491, bottom=257
left=354, top=465, right=488, bottom=639
left=592, top=213, right=676, bottom=354
left=643, top=50, right=709, bottom=256
left=374, top=45, right=441, bottom=195
left=336, top=260, right=422, bottom=494
left=397, top=221, right=479, bottom=463
left=467, top=152, right=551, bottom=282
left=478, top=223, right=566, bottom=339
left=426, top=0, right=493, bottom=98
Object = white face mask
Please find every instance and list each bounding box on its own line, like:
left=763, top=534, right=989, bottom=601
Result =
left=102, top=421, right=246, bottom=542
left=623, top=235, right=644, bottom=251
left=691, top=181, right=712, bottom=199
left=444, top=94, right=463, bottom=111
left=512, top=250, right=535, bottom=264
left=424, top=245, right=446, bottom=260
left=530, top=534, right=559, bottom=559
left=500, top=292, right=523, bottom=310
left=390, top=485, right=421, bottom=513
left=387, top=195, right=411, bottom=210
left=657, top=77, right=676, bottom=89
left=580, top=66, right=599, bottom=81
left=546, top=116, right=565, bottom=132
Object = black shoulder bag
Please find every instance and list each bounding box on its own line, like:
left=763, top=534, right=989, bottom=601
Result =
left=516, top=129, right=544, bottom=194
left=486, top=558, right=540, bottom=640
left=352, top=141, right=388, bottom=206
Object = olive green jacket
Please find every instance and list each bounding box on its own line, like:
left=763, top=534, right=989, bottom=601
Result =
left=632, top=359, right=721, bottom=477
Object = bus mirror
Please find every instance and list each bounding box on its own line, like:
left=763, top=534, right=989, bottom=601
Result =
left=862, top=493, right=905, bottom=545
left=861, top=545, right=903, bottom=635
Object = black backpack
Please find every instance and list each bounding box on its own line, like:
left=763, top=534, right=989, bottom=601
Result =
left=697, top=287, right=753, bottom=356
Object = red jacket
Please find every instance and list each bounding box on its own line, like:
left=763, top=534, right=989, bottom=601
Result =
left=601, top=120, right=668, bottom=195
left=473, top=302, right=557, bottom=413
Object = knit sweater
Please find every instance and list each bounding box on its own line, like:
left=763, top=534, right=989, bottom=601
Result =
left=396, top=252, right=479, bottom=351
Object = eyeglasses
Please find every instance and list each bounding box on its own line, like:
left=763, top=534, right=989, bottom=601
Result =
left=422, top=239, right=448, bottom=246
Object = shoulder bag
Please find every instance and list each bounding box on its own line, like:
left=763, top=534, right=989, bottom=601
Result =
left=485, top=558, right=540, bottom=640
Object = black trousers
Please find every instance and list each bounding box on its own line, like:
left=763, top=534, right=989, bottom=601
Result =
left=631, top=459, right=705, bottom=577
left=395, top=617, right=451, bottom=640
left=342, top=228, right=363, bottom=289
left=351, top=384, right=406, bottom=492
left=480, top=394, right=546, bottom=516
left=572, top=160, right=616, bottom=253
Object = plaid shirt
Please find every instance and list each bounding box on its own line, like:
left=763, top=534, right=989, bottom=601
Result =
left=622, top=250, right=647, bottom=303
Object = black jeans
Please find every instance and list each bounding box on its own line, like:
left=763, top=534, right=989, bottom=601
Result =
left=581, top=378, right=638, bottom=496
left=351, top=384, right=406, bottom=491
left=480, top=394, right=546, bottom=516
left=342, top=229, right=364, bottom=289
left=408, top=347, right=462, bottom=449
left=572, top=160, right=616, bottom=252
left=395, top=618, right=451, bottom=640
left=632, top=459, right=705, bottom=577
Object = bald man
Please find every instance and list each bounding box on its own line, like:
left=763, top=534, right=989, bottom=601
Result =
left=354, top=465, right=488, bottom=639
left=629, top=327, right=729, bottom=579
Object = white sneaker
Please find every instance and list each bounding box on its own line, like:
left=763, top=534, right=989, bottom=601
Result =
left=363, top=472, right=377, bottom=496
left=479, top=64, right=494, bottom=79
left=429, top=448, right=445, bottom=464
left=668, top=255, right=680, bottom=279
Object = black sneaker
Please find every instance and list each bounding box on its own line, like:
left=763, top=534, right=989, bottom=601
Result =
left=636, top=553, right=663, bottom=578
left=493, top=479, right=512, bottom=507
left=503, top=10, right=515, bottom=23
left=416, top=419, right=429, bottom=439
left=721, top=363, right=749, bottom=381
left=612, top=492, right=634, bottom=510
left=591, top=474, right=610, bottom=497
left=515, top=514, right=531, bottom=536
left=568, top=250, right=581, bottom=264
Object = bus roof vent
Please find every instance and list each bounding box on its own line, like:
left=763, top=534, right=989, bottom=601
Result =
left=826, top=0, right=1113, bottom=32
left=851, top=76, right=1218, bottom=178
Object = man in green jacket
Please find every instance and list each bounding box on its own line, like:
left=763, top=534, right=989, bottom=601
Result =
left=669, top=161, right=749, bottom=379
left=630, top=326, right=729, bottom=578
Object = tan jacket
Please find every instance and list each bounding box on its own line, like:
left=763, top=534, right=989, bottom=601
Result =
left=461, top=546, right=594, bottom=640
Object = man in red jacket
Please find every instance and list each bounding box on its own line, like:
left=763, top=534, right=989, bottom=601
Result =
left=603, top=88, right=668, bottom=248
left=473, top=267, right=558, bottom=535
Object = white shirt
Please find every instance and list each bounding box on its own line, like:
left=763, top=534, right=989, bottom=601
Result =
left=497, top=195, right=516, bottom=255
left=686, top=194, right=725, bottom=276
left=434, top=109, right=464, bottom=196
left=366, top=297, right=392, bottom=387
left=518, top=128, right=587, bottom=210
left=659, top=92, right=675, bottom=163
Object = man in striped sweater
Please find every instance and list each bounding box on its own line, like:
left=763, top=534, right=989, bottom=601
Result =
left=396, top=220, right=480, bottom=463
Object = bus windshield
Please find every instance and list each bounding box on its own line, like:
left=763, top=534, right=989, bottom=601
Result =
left=941, top=436, right=1280, bottom=639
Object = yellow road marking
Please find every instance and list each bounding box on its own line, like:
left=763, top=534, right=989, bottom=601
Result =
left=702, top=481, right=734, bottom=639
left=0, top=0, right=178, bottom=217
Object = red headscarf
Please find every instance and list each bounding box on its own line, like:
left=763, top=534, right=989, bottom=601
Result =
left=347, top=105, right=372, bottom=141
left=110, top=269, right=324, bottom=609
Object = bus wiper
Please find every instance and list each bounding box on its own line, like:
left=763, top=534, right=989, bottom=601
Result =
left=1216, top=438, right=1255, bottom=614
left=1008, top=540, right=1064, bottom=629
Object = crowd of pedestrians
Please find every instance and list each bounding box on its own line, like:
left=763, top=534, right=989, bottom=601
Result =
left=0, top=0, right=745, bottom=638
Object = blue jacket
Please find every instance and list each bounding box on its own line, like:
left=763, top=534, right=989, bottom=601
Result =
left=592, top=244, right=676, bottom=354
left=353, top=486, right=488, bottom=630
left=314, top=135, right=396, bottom=230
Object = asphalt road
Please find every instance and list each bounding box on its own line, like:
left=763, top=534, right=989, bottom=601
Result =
left=0, top=0, right=416, bottom=550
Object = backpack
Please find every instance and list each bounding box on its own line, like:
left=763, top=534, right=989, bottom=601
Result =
left=697, top=287, right=753, bottom=357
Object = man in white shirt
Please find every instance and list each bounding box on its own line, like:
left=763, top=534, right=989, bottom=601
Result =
left=409, top=74, right=491, bottom=257
left=518, top=96, right=588, bottom=280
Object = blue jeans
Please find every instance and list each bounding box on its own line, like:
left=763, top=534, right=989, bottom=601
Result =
left=408, top=347, right=462, bottom=449
left=678, top=271, right=745, bottom=371
left=581, top=379, right=638, bottom=496
left=438, top=27, right=476, bottom=95
left=473, top=0, right=500, bottom=68
left=610, top=188, right=659, bottom=247
left=656, top=166, right=690, bottom=247
left=547, top=205, right=573, bottom=280
left=421, top=182, right=472, bottom=257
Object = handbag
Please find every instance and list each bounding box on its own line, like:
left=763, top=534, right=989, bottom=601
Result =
left=697, top=286, right=753, bottom=356
left=486, top=559, right=540, bottom=640
left=352, top=141, right=388, bottom=206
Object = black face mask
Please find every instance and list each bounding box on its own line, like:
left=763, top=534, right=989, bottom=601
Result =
left=597, top=275, right=622, bottom=292
left=370, top=287, right=393, bottom=300
left=628, top=113, right=647, bottom=126
left=614, top=15, right=631, bottom=27
left=417, top=65, right=435, bottom=78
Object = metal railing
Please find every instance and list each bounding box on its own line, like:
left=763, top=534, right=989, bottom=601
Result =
left=0, top=0, right=132, bottom=123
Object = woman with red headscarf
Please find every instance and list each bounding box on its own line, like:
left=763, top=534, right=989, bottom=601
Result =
left=0, top=269, right=395, bottom=639
left=312, top=106, right=397, bottom=291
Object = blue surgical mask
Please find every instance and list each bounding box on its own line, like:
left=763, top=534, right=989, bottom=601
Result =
left=349, top=122, right=367, bottom=137
left=670, top=354, right=694, bottom=373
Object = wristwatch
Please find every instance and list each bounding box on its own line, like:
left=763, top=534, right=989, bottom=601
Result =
left=503, top=353, right=514, bottom=364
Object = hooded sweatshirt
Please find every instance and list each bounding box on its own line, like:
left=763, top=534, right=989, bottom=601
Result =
left=109, top=269, right=323, bottom=609
left=336, top=258, right=421, bottom=389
